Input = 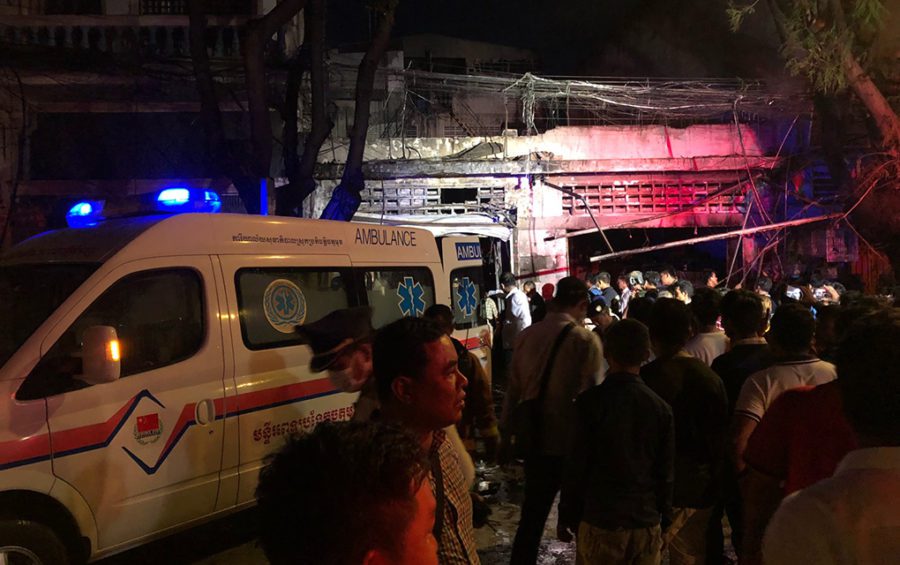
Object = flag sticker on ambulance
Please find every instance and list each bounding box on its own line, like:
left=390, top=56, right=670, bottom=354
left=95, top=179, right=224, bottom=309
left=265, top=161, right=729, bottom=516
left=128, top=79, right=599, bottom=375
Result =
left=134, top=413, right=163, bottom=445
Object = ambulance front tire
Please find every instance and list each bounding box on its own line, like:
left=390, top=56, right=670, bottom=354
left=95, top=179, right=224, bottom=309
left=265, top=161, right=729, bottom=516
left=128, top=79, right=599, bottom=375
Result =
left=0, top=519, right=71, bottom=565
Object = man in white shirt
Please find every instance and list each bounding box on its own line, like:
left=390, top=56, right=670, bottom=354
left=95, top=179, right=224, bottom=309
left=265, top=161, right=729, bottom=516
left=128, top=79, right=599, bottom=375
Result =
left=684, top=288, right=728, bottom=365
left=500, top=272, right=531, bottom=375
left=732, top=303, right=836, bottom=474
left=763, top=308, right=900, bottom=565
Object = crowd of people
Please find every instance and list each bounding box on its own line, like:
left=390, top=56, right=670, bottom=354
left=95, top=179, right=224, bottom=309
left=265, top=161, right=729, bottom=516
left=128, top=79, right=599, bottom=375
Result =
left=253, top=264, right=899, bottom=565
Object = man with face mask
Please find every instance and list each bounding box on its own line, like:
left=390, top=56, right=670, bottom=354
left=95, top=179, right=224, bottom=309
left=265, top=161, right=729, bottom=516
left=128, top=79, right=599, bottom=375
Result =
left=295, top=307, right=379, bottom=420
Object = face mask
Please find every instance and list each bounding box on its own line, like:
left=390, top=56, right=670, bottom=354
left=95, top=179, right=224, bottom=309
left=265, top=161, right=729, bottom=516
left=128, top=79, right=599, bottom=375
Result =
left=327, top=367, right=363, bottom=393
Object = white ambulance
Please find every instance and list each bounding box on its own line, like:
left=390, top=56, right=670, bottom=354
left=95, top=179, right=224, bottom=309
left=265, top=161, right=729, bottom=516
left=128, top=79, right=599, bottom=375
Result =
left=0, top=191, right=491, bottom=563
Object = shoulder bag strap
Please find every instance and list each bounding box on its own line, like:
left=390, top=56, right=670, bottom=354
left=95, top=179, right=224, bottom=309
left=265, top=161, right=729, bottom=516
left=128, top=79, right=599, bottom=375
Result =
left=535, top=322, right=576, bottom=401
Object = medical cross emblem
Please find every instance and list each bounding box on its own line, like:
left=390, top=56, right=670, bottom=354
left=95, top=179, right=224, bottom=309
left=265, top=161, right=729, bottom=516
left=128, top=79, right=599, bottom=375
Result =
left=397, top=276, right=426, bottom=317
left=457, top=277, right=478, bottom=317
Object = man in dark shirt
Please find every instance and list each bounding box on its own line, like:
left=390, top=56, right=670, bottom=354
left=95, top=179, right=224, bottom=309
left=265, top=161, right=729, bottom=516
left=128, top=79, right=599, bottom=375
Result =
left=706, top=290, right=774, bottom=563
left=560, top=319, right=674, bottom=565
left=641, top=299, right=729, bottom=565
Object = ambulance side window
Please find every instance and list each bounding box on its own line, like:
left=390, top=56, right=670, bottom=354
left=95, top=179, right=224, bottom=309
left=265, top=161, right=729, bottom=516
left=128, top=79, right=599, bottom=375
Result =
left=359, top=267, right=435, bottom=328
left=236, top=268, right=352, bottom=350
left=450, top=267, right=487, bottom=330
left=18, top=269, right=204, bottom=400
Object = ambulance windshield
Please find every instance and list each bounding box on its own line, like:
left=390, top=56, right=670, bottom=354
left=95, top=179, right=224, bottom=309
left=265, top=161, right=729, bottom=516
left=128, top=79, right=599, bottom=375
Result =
left=0, top=263, right=99, bottom=368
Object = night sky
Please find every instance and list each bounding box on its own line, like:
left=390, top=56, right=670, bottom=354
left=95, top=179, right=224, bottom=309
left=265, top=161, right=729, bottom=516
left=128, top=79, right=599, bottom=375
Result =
left=327, top=0, right=787, bottom=77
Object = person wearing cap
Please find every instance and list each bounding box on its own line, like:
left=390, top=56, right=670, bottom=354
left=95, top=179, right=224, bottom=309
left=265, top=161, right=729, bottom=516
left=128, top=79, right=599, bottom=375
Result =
left=587, top=297, right=617, bottom=340
left=295, top=307, right=380, bottom=421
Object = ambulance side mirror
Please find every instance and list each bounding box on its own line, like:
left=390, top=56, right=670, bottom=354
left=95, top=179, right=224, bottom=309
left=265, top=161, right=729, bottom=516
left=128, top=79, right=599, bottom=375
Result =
left=81, top=325, right=121, bottom=385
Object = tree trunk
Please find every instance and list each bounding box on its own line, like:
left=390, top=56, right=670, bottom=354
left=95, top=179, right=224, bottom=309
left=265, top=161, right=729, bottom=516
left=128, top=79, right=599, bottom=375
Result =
left=275, top=0, right=331, bottom=217
left=188, top=0, right=260, bottom=213
left=242, top=0, right=308, bottom=213
left=842, top=52, right=900, bottom=156
left=321, top=2, right=397, bottom=221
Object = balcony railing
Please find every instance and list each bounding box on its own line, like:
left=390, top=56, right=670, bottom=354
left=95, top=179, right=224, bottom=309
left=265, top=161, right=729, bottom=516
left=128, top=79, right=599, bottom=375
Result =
left=0, top=14, right=248, bottom=58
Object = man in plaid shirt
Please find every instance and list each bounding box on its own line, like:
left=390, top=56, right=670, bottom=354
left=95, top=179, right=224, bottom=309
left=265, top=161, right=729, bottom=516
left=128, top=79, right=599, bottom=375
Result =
left=375, top=317, right=480, bottom=565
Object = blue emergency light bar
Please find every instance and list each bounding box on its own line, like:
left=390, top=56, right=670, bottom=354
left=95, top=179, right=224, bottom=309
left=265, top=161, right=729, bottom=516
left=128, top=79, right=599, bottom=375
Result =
left=66, top=187, right=222, bottom=228
left=65, top=200, right=105, bottom=228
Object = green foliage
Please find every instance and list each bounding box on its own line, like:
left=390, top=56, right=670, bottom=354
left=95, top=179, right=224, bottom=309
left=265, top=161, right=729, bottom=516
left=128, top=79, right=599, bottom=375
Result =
left=727, top=0, right=888, bottom=93
left=727, top=0, right=760, bottom=32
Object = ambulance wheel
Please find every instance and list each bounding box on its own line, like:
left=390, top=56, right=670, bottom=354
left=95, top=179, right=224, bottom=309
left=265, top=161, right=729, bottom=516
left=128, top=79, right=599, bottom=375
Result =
left=0, top=519, right=69, bottom=565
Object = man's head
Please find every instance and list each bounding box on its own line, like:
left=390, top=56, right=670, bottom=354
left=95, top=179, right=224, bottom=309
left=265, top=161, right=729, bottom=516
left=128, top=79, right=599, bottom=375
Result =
left=597, top=271, right=611, bottom=289
left=296, top=307, right=375, bottom=393
left=423, top=304, right=454, bottom=336
left=720, top=290, right=766, bottom=340
left=756, top=276, right=773, bottom=295
left=837, top=308, right=900, bottom=446
left=500, top=272, right=517, bottom=292
left=374, top=317, right=468, bottom=431
left=673, top=279, right=694, bottom=303
left=767, top=303, right=816, bottom=356
left=256, top=421, right=436, bottom=565
left=627, top=270, right=644, bottom=290
left=605, top=318, right=651, bottom=371
left=522, top=280, right=537, bottom=295
left=649, top=298, right=693, bottom=357
left=587, top=297, right=614, bottom=332
left=616, top=274, right=629, bottom=291
left=644, top=271, right=661, bottom=290
left=626, top=296, right=655, bottom=327
left=703, top=269, right=719, bottom=289
left=660, top=266, right=678, bottom=287
left=554, top=276, right=591, bottom=318
left=690, top=287, right=722, bottom=330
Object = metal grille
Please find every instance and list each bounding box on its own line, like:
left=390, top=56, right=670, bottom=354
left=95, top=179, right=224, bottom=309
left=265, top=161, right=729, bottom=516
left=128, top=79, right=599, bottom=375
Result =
left=140, top=0, right=251, bottom=14
left=558, top=176, right=745, bottom=217
left=358, top=183, right=506, bottom=216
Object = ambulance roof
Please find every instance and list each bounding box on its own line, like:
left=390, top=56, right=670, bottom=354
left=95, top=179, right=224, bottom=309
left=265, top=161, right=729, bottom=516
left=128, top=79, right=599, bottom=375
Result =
left=1, top=213, right=441, bottom=266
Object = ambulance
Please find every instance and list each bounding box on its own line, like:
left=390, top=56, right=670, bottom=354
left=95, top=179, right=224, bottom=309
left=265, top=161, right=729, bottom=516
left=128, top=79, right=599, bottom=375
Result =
left=0, top=188, right=492, bottom=563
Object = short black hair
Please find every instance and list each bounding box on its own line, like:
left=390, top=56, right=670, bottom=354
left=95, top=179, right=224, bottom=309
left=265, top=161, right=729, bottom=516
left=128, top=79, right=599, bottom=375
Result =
left=644, top=271, right=661, bottom=287
left=769, top=303, right=815, bottom=354
left=374, top=317, right=446, bottom=403
left=605, top=319, right=651, bottom=367
left=690, top=287, right=722, bottom=327
left=555, top=276, right=590, bottom=308
left=674, top=279, right=694, bottom=298
left=756, top=276, right=773, bottom=293
left=649, top=298, right=693, bottom=352
left=702, top=269, right=717, bottom=285
left=837, top=308, right=900, bottom=443
left=424, top=304, right=454, bottom=333
left=660, top=265, right=677, bottom=279
left=627, top=296, right=655, bottom=326
left=500, top=272, right=517, bottom=287
left=256, top=421, right=429, bottom=565
left=720, top=290, right=765, bottom=338
left=590, top=273, right=601, bottom=285
left=598, top=271, right=611, bottom=284
left=523, top=280, right=536, bottom=291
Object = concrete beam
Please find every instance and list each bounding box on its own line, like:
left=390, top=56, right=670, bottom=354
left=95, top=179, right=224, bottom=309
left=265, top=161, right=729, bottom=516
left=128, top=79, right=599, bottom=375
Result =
left=316, top=156, right=780, bottom=180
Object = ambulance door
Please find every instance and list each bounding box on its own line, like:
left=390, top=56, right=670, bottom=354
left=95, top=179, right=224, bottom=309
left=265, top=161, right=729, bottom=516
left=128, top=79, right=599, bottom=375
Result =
left=441, top=238, right=492, bottom=374
left=25, top=257, right=226, bottom=551
left=216, top=255, right=360, bottom=505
